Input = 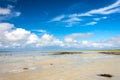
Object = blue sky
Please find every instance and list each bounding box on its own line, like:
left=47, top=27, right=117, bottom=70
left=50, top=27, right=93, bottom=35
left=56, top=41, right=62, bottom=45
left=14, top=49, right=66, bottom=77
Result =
left=0, top=0, right=120, bottom=50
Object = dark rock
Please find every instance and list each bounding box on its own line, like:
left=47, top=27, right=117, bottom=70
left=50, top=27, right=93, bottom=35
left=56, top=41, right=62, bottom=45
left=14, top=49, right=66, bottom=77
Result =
left=50, top=63, right=53, bottom=65
left=23, top=68, right=29, bottom=70
left=97, top=74, right=113, bottom=78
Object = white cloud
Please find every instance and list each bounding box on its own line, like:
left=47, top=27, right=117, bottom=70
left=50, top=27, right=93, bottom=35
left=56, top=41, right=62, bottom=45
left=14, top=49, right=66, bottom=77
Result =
left=36, top=34, right=64, bottom=47
left=38, top=29, right=47, bottom=33
left=65, top=22, right=77, bottom=27
left=64, top=17, right=82, bottom=23
left=0, top=5, right=21, bottom=21
left=93, top=18, right=101, bottom=21
left=0, top=5, right=14, bottom=15
left=69, top=13, right=92, bottom=17
left=86, top=21, right=97, bottom=26
left=0, top=23, right=36, bottom=48
left=69, top=0, right=120, bottom=18
left=93, top=16, right=107, bottom=21
left=26, top=34, right=39, bottom=44
left=50, top=15, right=82, bottom=27
left=50, top=0, right=120, bottom=27
left=0, top=23, right=14, bottom=31
left=89, top=36, right=120, bottom=48
left=63, top=34, right=120, bottom=49
left=64, top=17, right=82, bottom=27
left=15, top=12, right=21, bottom=16
left=51, top=15, right=65, bottom=22
left=0, top=7, right=11, bottom=15
left=75, top=0, right=120, bottom=16
left=0, top=22, right=120, bottom=49
left=5, top=28, right=31, bottom=41
left=0, top=23, right=14, bottom=32
left=64, top=33, right=93, bottom=43
left=0, top=23, right=63, bottom=48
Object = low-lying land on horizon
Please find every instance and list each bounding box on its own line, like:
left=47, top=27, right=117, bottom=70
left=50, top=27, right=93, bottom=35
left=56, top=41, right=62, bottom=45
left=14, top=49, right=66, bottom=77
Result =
left=50, top=49, right=120, bottom=55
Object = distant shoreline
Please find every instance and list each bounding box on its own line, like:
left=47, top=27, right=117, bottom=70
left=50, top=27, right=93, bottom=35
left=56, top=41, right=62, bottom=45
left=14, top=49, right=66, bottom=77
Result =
left=0, top=49, right=120, bottom=52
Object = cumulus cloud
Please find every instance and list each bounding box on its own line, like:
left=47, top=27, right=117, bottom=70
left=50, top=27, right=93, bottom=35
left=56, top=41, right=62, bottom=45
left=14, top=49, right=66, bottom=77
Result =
left=64, top=33, right=93, bottom=43
left=63, top=32, right=120, bottom=49
left=64, top=35, right=120, bottom=49
left=0, top=24, right=36, bottom=48
left=5, top=28, right=31, bottom=41
left=0, top=22, right=120, bottom=49
left=0, top=23, right=63, bottom=48
left=26, top=34, right=39, bottom=44
left=36, top=34, right=63, bottom=47
left=0, top=23, right=14, bottom=31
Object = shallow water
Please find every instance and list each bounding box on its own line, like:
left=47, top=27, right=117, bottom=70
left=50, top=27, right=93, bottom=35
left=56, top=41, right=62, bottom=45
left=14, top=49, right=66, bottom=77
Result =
left=0, top=51, right=119, bottom=65
left=0, top=51, right=52, bottom=57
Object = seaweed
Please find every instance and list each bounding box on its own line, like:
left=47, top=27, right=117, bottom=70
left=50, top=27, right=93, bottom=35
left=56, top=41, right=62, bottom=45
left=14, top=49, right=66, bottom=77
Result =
left=53, top=52, right=82, bottom=55
left=23, top=68, right=29, bottom=70
left=99, top=52, right=120, bottom=55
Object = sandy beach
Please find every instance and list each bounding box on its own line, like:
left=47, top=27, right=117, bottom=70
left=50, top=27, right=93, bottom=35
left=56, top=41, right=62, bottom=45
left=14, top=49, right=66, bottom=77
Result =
left=0, top=52, right=120, bottom=80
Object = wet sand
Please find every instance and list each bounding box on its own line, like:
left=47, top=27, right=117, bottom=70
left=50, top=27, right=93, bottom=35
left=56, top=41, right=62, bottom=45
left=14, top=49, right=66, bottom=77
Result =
left=0, top=52, right=120, bottom=80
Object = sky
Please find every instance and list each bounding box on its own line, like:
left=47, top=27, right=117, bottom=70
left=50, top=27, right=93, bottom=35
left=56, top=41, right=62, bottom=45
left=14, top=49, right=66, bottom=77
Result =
left=0, top=0, right=120, bottom=50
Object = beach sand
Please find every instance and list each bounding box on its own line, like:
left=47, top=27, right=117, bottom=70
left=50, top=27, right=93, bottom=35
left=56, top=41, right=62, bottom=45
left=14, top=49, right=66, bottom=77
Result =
left=0, top=52, right=120, bottom=80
